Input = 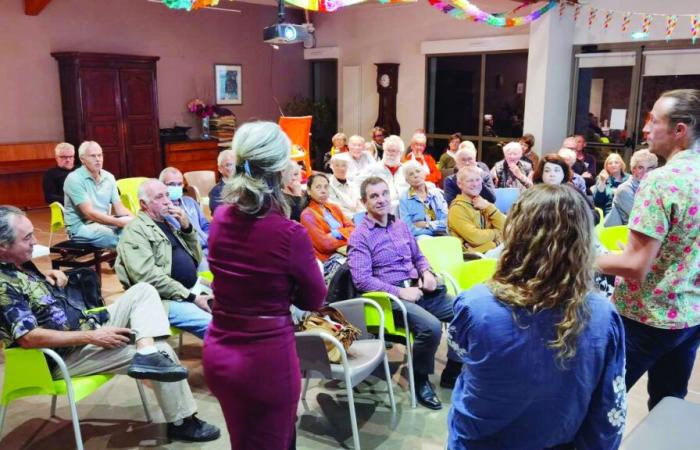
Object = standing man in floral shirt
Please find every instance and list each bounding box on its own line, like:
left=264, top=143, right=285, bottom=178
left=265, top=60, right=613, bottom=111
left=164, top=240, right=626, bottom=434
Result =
left=598, top=89, right=700, bottom=410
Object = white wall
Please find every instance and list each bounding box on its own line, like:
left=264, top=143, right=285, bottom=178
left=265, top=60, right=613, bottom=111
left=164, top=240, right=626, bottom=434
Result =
left=312, top=0, right=526, bottom=143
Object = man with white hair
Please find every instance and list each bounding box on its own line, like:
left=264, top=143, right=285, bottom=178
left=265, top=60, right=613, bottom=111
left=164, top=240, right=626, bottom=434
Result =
left=43, top=142, right=75, bottom=204
left=366, top=135, right=409, bottom=212
left=346, top=135, right=376, bottom=185
left=328, top=152, right=364, bottom=220
left=604, top=149, right=658, bottom=227
left=208, top=149, right=236, bottom=215
left=115, top=179, right=212, bottom=340
left=443, top=142, right=495, bottom=206
left=557, top=147, right=587, bottom=194
left=490, top=141, right=533, bottom=191
left=63, top=141, right=133, bottom=248
left=159, top=167, right=210, bottom=260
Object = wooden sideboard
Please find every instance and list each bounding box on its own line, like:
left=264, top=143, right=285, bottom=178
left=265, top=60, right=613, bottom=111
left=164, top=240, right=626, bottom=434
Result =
left=164, top=139, right=220, bottom=173
left=0, top=142, right=59, bottom=209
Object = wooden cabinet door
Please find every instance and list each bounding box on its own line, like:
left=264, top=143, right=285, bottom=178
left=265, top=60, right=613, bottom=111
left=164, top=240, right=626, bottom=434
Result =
left=79, top=68, right=127, bottom=178
left=120, top=68, right=161, bottom=177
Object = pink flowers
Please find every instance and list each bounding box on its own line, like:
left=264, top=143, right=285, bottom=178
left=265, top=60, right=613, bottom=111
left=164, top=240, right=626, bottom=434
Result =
left=667, top=309, right=678, bottom=320
left=187, top=98, right=215, bottom=118
left=689, top=205, right=698, bottom=216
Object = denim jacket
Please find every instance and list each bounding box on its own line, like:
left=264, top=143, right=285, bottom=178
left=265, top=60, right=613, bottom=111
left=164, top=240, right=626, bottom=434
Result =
left=173, top=196, right=210, bottom=253
left=398, top=183, right=448, bottom=237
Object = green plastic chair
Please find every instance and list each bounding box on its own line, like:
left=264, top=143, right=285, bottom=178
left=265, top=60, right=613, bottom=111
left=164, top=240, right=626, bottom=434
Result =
left=444, top=258, right=498, bottom=293
left=597, top=225, right=629, bottom=253
left=361, top=291, right=416, bottom=408
left=0, top=347, right=151, bottom=450
left=48, top=201, right=66, bottom=247
left=116, top=177, right=148, bottom=215
left=417, top=236, right=463, bottom=274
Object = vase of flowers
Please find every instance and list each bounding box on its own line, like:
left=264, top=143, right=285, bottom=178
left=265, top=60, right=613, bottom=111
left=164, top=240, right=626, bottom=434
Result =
left=187, top=98, right=215, bottom=139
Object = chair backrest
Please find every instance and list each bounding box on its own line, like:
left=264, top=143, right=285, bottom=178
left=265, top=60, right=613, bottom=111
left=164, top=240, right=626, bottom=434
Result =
left=295, top=332, right=334, bottom=378
left=494, top=188, right=520, bottom=214
left=279, top=116, right=313, bottom=175
left=116, top=177, right=148, bottom=214
left=362, top=292, right=400, bottom=336
left=2, top=347, right=57, bottom=405
left=49, top=202, right=65, bottom=233
left=456, top=258, right=498, bottom=291
left=330, top=298, right=375, bottom=340
left=418, top=236, right=463, bottom=274
left=184, top=171, right=216, bottom=199
left=597, top=225, right=629, bottom=252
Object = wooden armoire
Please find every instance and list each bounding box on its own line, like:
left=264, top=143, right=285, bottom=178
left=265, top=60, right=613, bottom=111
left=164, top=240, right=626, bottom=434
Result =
left=52, top=52, right=162, bottom=179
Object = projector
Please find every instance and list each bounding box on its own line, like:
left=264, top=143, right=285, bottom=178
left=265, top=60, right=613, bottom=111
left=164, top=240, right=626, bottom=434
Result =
left=263, top=23, right=309, bottom=44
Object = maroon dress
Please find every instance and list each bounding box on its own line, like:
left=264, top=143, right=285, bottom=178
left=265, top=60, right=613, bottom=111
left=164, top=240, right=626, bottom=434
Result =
left=203, top=204, right=326, bottom=449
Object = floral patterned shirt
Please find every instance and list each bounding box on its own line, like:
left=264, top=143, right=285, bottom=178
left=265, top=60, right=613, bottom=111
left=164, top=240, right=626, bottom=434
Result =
left=613, top=148, right=700, bottom=329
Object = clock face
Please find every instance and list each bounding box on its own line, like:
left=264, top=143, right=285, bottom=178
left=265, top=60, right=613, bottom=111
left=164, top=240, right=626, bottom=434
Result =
left=379, top=74, right=391, bottom=88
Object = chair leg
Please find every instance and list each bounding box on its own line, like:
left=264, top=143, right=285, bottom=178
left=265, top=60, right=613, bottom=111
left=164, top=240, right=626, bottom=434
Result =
left=343, top=371, right=361, bottom=450
left=135, top=380, right=152, bottom=423
left=405, top=335, right=417, bottom=409
left=50, top=395, right=57, bottom=417
left=301, top=371, right=310, bottom=402
left=382, top=354, right=397, bottom=414
left=0, top=405, right=7, bottom=438
left=66, top=389, right=85, bottom=450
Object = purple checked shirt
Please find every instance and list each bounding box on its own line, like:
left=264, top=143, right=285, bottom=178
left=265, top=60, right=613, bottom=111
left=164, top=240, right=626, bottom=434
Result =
left=348, top=214, right=431, bottom=297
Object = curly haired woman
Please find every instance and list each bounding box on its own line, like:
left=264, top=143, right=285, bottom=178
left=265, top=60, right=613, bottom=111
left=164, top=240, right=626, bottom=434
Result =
left=447, top=184, right=626, bottom=450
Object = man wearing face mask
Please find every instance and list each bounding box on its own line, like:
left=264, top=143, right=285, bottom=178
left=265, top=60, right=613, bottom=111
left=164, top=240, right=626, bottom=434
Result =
left=115, top=179, right=212, bottom=340
left=159, top=167, right=210, bottom=267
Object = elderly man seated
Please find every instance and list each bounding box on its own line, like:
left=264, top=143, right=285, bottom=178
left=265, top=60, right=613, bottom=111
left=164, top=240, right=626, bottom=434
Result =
left=43, top=142, right=75, bottom=205
left=443, top=141, right=495, bottom=206
left=346, top=134, right=377, bottom=185
left=63, top=141, right=133, bottom=248
left=348, top=177, right=463, bottom=410
left=449, top=166, right=506, bottom=255
left=366, top=135, right=409, bottom=213
left=328, top=152, right=364, bottom=221
left=0, top=206, right=220, bottom=442
left=398, top=161, right=448, bottom=239
left=159, top=167, right=210, bottom=263
left=490, top=141, right=533, bottom=191
left=208, top=149, right=235, bottom=216
left=557, top=147, right=588, bottom=194
left=604, top=149, right=658, bottom=227
left=115, top=179, right=212, bottom=339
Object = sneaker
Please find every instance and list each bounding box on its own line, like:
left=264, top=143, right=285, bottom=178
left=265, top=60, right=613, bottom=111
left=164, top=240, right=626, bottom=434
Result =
left=167, top=414, right=221, bottom=442
left=127, top=351, right=188, bottom=382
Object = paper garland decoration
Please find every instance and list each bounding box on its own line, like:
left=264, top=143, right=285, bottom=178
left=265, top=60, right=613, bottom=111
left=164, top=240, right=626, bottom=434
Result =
left=573, top=4, right=581, bottom=22
left=622, top=12, right=631, bottom=32
left=642, top=14, right=653, bottom=34
left=588, top=7, right=596, bottom=29
left=665, top=15, right=678, bottom=41
left=558, top=1, right=565, bottom=18
left=692, top=16, right=700, bottom=44
left=604, top=11, right=613, bottom=30
left=426, top=0, right=556, bottom=27
left=285, top=0, right=410, bottom=12
left=162, top=0, right=219, bottom=10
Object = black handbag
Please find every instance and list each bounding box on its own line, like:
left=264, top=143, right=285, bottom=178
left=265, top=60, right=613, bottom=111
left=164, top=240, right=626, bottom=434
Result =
left=50, top=268, right=109, bottom=328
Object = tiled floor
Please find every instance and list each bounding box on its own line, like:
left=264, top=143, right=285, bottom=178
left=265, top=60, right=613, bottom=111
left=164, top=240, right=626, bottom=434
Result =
left=1, top=208, right=699, bottom=449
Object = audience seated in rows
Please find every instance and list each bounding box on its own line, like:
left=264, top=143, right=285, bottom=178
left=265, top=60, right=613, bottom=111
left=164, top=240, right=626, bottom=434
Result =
left=366, top=126, right=385, bottom=161
left=591, top=153, right=630, bottom=215
left=448, top=166, right=505, bottom=255
left=327, top=152, right=364, bottom=221
left=300, top=173, right=354, bottom=281
left=398, top=161, right=448, bottom=239
left=159, top=167, right=210, bottom=268
left=0, top=206, right=220, bottom=443
left=63, top=141, right=133, bottom=248
left=490, top=141, right=533, bottom=191
left=348, top=176, right=462, bottom=410
left=365, top=134, right=408, bottom=212
left=448, top=184, right=625, bottom=449
left=532, top=154, right=599, bottom=225
left=519, top=133, right=539, bottom=169
left=604, top=148, right=658, bottom=227
left=330, top=132, right=348, bottom=157
left=346, top=134, right=376, bottom=185
left=43, top=142, right=75, bottom=205
left=557, top=147, right=588, bottom=194
left=444, top=141, right=495, bottom=206
left=404, top=132, right=441, bottom=185
left=281, top=160, right=304, bottom=222
left=115, top=179, right=212, bottom=339
left=208, top=149, right=235, bottom=216
left=437, top=132, right=462, bottom=172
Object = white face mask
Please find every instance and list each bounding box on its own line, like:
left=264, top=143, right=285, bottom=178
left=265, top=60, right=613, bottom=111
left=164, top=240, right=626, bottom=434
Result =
left=167, top=185, right=183, bottom=201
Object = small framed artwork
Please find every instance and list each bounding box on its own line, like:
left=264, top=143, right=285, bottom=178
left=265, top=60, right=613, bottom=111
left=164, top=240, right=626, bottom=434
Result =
left=214, top=64, right=242, bottom=105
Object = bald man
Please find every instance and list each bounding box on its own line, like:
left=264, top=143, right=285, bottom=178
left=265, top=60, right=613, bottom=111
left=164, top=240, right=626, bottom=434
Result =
left=115, top=179, right=212, bottom=339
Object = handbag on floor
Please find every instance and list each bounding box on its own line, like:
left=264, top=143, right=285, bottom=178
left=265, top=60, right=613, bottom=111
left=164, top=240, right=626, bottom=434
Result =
left=297, top=306, right=360, bottom=363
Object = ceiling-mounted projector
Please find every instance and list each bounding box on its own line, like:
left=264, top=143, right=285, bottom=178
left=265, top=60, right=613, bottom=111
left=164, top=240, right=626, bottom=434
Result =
left=263, top=23, right=309, bottom=44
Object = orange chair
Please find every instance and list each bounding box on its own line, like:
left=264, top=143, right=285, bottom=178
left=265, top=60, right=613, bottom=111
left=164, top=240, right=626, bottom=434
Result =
left=279, top=116, right=313, bottom=176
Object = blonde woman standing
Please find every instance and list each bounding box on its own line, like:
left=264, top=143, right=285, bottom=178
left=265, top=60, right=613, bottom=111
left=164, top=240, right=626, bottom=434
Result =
left=447, top=184, right=625, bottom=449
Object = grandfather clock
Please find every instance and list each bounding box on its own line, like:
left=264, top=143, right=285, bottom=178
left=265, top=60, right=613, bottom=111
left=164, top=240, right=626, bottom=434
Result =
left=374, top=63, right=400, bottom=136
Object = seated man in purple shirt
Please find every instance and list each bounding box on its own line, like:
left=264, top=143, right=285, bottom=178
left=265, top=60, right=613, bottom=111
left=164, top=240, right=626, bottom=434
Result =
left=348, top=176, right=462, bottom=410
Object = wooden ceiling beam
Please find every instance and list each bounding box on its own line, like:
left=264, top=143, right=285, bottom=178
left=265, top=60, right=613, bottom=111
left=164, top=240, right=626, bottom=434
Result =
left=25, top=0, right=53, bottom=16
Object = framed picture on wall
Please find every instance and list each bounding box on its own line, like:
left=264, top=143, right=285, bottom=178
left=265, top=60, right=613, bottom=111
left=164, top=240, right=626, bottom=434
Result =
left=214, top=64, right=242, bottom=105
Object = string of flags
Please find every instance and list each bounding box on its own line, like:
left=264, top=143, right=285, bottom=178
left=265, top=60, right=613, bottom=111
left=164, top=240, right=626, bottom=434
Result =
left=559, top=1, right=700, bottom=43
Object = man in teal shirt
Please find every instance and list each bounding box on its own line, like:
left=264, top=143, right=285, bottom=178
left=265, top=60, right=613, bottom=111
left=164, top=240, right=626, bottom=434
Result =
left=63, top=141, right=133, bottom=248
